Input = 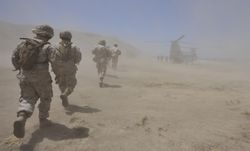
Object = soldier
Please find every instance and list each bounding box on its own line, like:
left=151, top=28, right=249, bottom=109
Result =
left=11, top=25, right=55, bottom=138
left=51, top=31, right=81, bottom=107
left=111, top=44, right=121, bottom=70
left=92, top=40, right=112, bottom=87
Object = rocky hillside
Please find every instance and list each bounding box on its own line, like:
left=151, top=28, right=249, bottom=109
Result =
left=0, top=21, right=140, bottom=57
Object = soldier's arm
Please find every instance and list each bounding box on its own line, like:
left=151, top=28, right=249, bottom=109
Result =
left=73, top=46, right=82, bottom=65
left=45, top=45, right=60, bottom=79
left=45, top=45, right=56, bottom=63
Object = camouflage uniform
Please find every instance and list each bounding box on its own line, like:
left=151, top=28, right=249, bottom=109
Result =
left=92, top=40, right=111, bottom=87
left=11, top=25, right=54, bottom=138
left=111, top=44, right=121, bottom=70
left=51, top=31, right=81, bottom=107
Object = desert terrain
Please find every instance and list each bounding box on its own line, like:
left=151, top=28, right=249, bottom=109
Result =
left=0, top=54, right=250, bottom=151
left=1, top=21, right=250, bottom=151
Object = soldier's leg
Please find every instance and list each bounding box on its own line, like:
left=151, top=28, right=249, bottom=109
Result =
left=100, top=63, right=109, bottom=87
left=58, top=76, right=67, bottom=94
left=60, top=84, right=69, bottom=108
left=97, top=63, right=102, bottom=75
left=59, top=86, right=69, bottom=107
left=14, top=80, right=39, bottom=138
left=57, top=77, right=70, bottom=107
left=59, top=82, right=67, bottom=95
left=65, top=75, right=77, bottom=96
left=112, top=58, right=115, bottom=69
left=95, top=63, right=103, bottom=87
left=35, top=80, right=53, bottom=126
left=114, top=58, right=118, bottom=70
left=38, top=97, right=51, bottom=119
left=98, top=63, right=105, bottom=87
left=38, top=97, right=52, bottom=127
left=103, top=63, right=107, bottom=77
left=60, top=75, right=77, bottom=107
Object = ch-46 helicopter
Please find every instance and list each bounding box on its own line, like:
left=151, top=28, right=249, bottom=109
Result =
left=169, top=35, right=198, bottom=64
left=146, top=35, right=198, bottom=64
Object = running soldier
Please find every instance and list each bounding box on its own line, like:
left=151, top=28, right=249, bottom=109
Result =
left=51, top=31, right=81, bottom=107
left=11, top=25, right=55, bottom=138
left=92, top=40, right=112, bottom=87
left=111, top=44, right=121, bottom=70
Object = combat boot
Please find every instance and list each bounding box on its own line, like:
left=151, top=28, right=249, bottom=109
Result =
left=60, top=94, right=69, bottom=107
left=13, top=112, right=27, bottom=138
left=39, top=118, right=52, bottom=128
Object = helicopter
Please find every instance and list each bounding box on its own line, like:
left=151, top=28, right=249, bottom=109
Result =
left=169, top=35, right=197, bottom=64
left=145, top=35, right=198, bottom=64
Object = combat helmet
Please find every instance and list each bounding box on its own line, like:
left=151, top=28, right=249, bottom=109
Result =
left=60, top=31, right=72, bottom=41
left=98, top=40, right=106, bottom=46
left=32, top=25, right=54, bottom=39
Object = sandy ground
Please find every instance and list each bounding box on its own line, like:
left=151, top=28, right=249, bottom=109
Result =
left=0, top=56, right=250, bottom=151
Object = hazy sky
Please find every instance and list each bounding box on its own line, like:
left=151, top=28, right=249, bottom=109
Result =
left=0, top=0, right=250, bottom=58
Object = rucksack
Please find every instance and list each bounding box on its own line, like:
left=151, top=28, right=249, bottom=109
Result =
left=56, top=44, right=71, bottom=62
left=13, top=38, right=48, bottom=70
left=92, top=46, right=110, bottom=63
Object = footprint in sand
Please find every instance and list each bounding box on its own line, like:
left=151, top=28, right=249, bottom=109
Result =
left=69, top=116, right=86, bottom=125
left=226, top=99, right=241, bottom=106
left=145, top=127, right=151, bottom=133
left=158, top=125, right=169, bottom=137
left=226, top=99, right=241, bottom=111
left=97, top=123, right=105, bottom=127
left=135, top=116, right=148, bottom=127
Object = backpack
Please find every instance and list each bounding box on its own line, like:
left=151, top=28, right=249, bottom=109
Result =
left=13, top=38, right=48, bottom=70
left=92, top=46, right=110, bottom=63
left=56, top=44, right=71, bottom=62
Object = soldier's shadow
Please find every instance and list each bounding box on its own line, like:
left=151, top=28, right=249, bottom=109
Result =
left=20, top=122, right=89, bottom=151
left=65, top=104, right=101, bottom=115
left=102, top=83, right=122, bottom=88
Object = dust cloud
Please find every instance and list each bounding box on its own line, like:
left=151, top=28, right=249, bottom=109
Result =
left=1, top=1, right=250, bottom=150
